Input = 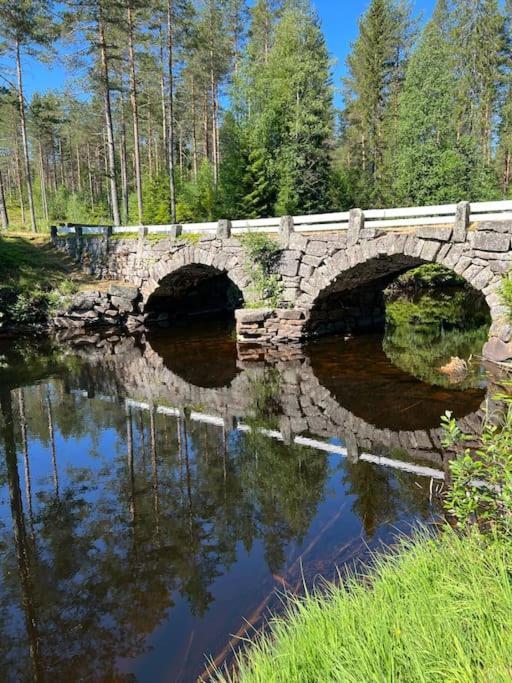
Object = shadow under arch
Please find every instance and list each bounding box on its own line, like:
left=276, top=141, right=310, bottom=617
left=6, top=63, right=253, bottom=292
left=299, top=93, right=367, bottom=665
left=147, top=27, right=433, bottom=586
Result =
left=297, top=234, right=500, bottom=354
left=145, top=263, right=244, bottom=323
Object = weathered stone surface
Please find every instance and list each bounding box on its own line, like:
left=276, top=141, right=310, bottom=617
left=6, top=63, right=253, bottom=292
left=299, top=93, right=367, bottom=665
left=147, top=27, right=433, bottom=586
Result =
left=416, top=226, right=453, bottom=241
left=235, top=308, right=273, bottom=323
left=490, top=321, right=512, bottom=343
left=483, top=337, right=512, bottom=363
left=108, top=284, right=139, bottom=301
left=473, top=231, right=511, bottom=252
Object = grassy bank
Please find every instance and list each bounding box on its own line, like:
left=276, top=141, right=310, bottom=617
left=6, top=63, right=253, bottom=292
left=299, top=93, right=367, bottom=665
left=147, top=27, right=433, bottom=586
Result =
left=0, top=233, right=88, bottom=329
left=216, top=530, right=512, bottom=683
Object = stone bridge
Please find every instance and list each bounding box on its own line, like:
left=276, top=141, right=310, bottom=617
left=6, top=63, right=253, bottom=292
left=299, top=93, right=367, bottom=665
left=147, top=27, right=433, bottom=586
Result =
left=54, top=209, right=512, bottom=363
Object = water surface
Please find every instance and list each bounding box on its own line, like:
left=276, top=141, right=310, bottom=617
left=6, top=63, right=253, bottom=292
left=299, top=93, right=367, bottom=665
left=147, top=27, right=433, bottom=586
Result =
left=0, top=322, right=486, bottom=682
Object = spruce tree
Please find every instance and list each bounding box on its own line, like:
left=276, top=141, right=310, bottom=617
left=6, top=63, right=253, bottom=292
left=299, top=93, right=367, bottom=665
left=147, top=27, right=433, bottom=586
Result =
left=394, top=0, right=468, bottom=204
left=244, top=3, right=334, bottom=216
left=342, top=0, right=414, bottom=206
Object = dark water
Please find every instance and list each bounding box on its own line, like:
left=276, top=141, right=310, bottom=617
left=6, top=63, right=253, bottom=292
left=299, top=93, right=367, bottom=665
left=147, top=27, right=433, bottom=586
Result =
left=0, top=321, right=487, bottom=682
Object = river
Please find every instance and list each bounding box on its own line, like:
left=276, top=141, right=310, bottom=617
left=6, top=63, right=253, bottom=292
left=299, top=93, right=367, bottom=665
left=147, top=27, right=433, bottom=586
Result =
left=0, top=312, right=488, bottom=681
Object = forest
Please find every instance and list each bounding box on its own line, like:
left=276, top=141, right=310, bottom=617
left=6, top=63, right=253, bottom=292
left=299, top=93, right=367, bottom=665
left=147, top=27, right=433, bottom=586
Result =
left=0, top=0, right=512, bottom=232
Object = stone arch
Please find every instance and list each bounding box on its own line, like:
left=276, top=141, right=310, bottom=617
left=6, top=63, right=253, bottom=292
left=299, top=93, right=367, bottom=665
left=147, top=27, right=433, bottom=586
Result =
left=297, top=233, right=501, bottom=339
left=140, top=242, right=252, bottom=318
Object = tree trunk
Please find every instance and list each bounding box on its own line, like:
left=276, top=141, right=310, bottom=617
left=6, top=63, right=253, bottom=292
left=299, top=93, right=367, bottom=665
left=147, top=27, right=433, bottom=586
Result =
left=13, top=136, right=26, bottom=226
left=98, top=2, right=121, bottom=226
left=76, top=144, right=82, bottom=193
left=210, top=52, right=219, bottom=185
left=191, top=75, right=198, bottom=180
left=119, top=91, right=129, bottom=222
left=15, top=39, right=37, bottom=232
left=38, top=142, right=49, bottom=225
left=159, top=28, right=168, bottom=169
left=167, top=0, right=177, bottom=222
left=128, top=3, right=143, bottom=224
left=0, top=169, right=9, bottom=229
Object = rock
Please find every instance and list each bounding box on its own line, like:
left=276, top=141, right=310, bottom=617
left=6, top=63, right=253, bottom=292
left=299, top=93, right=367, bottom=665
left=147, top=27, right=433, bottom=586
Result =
left=235, top=308, right=273, bottom=324
left=483, top=337, right=512, bottom=363
left=439, top=357, right=468, bottom=384
left=110, top=296, right=135, bottom=314
left=276, top=309, right=305, bottom=320
left=489, top=321, right=512, bottom=343
left=473, top=231, right=511, bottom=252
left=108, top=284, right=139, bottom=301
left=416, top=226, right=453, bottom=241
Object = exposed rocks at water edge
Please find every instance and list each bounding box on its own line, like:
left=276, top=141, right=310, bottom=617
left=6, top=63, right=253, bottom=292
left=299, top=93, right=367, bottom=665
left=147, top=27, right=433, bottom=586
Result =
left=52, top=283, right=145, bottom=333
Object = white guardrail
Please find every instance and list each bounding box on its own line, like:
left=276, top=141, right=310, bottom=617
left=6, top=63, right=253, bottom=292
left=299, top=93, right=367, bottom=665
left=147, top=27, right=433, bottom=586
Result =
left=53, top=199, right=512, bottom=237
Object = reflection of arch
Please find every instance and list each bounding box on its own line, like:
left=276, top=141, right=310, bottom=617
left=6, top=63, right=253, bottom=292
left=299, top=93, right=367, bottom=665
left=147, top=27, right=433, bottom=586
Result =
left=141, top=244, right=252, bottom=313
left=68, top=336, right=486, bottom=465
left=297, top=235, right=499, bottom=340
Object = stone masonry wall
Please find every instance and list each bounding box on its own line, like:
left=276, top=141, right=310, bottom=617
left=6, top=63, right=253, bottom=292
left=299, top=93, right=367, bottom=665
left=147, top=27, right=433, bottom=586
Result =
left=53, top=217, right=512, bottom=362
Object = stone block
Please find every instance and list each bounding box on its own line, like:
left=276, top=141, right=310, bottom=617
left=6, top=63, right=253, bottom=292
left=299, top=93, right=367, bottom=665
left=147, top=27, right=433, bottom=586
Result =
left=416, top=226, right=453, bottom=241
left=235, top=308, right=273, bottom=324
left=279, top=216, right=294, bottom=247
left=110, top=296, right=135, bottom=314
left=483, top=337, right=512, bottom=363
left=473, top=231, right=511, bottom=252
left=489, top=321, right=512, bottom=343
left=108, top=284, right=139, bottom=301
left=454, top=201, right=470, bottom=242
left=420, top=240, right=441, bottom=262
left=306, top=240, right=328, bottom=257
left=347, top=208, right=364, bottom=247
left=279, top=258, right=300, bottom=277
left=217, top=219, right=231, bottom=239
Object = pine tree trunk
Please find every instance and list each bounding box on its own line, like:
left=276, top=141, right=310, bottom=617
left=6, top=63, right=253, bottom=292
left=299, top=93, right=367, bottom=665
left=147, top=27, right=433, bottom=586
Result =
left=210, top=54, right=219, bottom=184
left=167, top=0, right=177, bottom=222
left=98, top=2, right=121, bottom=226
left=13, top=136, right=25, bottom=225
left=191, top=75, right=198, bottom=180
left=128, top=3, right=143, bottom=224
left=86, top=143, right=95, bottom=209
left=160, top=29, right=168, bottom=166
left=76, top=145, right=82, bottom=193
left=38, top=142, right=49, bottom=224
left=119, top=100, right=129, bottom=223
left=0, top=169, right=9, bottom=229
left=15, top=39, right=37, bottom=232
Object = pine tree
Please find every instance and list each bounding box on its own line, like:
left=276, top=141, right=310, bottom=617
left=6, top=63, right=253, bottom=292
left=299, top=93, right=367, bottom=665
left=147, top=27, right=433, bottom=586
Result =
left=0, top=0, right=59, bottom=231
left=394, top=0, right=468, bottom=204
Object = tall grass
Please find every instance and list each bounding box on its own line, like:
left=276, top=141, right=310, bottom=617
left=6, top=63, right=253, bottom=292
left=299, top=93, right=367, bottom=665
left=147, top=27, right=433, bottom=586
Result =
left=214, top=530, right=512, bottom=683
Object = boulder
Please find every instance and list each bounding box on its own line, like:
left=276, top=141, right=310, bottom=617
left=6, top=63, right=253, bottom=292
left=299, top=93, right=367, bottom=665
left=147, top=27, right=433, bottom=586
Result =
left=483, top=337, right=512, bottom=363
left=108, top=284, right=139, bottom=302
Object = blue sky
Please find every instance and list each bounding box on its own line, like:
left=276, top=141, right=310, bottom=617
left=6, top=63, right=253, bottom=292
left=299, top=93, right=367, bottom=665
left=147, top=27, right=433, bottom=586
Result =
left=18, top=0, right=438, bottom=106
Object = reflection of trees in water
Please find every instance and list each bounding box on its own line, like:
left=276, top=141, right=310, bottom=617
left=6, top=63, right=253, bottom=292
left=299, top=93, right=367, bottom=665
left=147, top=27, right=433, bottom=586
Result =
left=384, top=287, right=490, bottom=388
left=0, top=351, right=442, bottom=679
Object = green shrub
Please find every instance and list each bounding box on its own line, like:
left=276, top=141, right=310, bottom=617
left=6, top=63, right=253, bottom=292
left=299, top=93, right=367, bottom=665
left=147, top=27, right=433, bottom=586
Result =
left=240, top=233, right=283, bottom=306
left=500, top=272, right=512, bottom=320
left=441, top=393, right=512, bottom=535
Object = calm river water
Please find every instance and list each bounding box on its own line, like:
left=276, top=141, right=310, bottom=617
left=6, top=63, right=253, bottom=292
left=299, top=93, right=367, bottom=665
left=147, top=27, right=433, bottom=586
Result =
left=0, top=321, right=487, bottom=682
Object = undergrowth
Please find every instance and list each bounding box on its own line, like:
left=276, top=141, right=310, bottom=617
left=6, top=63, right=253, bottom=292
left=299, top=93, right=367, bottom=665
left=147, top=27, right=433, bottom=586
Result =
left=239, top=233, right=283, bottom=307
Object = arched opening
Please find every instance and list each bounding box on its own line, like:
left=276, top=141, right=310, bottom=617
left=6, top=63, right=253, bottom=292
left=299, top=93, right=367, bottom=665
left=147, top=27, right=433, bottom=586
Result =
left=145, top=264, right=244, bottom=326
left=304, top=255, right=492, bottom=392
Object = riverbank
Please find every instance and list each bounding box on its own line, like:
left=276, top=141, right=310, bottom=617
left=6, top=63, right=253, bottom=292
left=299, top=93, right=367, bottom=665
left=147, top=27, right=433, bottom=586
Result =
left=0, top=233, right=92, bottom=332
left=214, top=395, right=512, bottom=683
left=215, top=529, right=512, bottom=682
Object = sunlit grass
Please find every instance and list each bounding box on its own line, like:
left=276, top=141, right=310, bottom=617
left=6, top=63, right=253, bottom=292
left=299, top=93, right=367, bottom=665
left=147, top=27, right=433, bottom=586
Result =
left=214, top=529, right=512, bottom=683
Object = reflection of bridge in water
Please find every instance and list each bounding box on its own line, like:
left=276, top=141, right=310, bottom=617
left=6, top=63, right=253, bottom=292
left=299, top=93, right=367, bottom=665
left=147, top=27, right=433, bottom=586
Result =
left=64, top=331, right=490, bottom=482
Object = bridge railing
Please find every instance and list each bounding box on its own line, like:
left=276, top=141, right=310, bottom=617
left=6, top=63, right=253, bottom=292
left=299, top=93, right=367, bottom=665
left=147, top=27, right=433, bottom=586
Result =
left=51, top=199, right=512, bottom=239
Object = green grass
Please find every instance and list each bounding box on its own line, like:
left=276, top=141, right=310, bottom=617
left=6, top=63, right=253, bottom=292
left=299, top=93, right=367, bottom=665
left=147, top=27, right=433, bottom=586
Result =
left=214, top=530, right=512, bottom=683
left=0, top=233, right=91, bottom=327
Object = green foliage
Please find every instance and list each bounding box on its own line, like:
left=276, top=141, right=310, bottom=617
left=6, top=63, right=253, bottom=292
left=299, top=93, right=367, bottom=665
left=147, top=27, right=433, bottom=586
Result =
left=442, top=397, right=512, bottom=535
left=500, top=271, right=512, bottom=320
left=240, top=233, right=283, bottom=306
left=214, top=529, right=512, bottom=683
left=176, top=162, right=220, bottom=223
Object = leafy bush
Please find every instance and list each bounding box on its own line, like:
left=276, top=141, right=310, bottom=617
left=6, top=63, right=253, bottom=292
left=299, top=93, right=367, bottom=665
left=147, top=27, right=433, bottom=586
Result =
left=441, top=393, right=512, bottom=535
left=500, top=272, right=512, bottom=320
left=240, top=233, right=283, bottom=306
